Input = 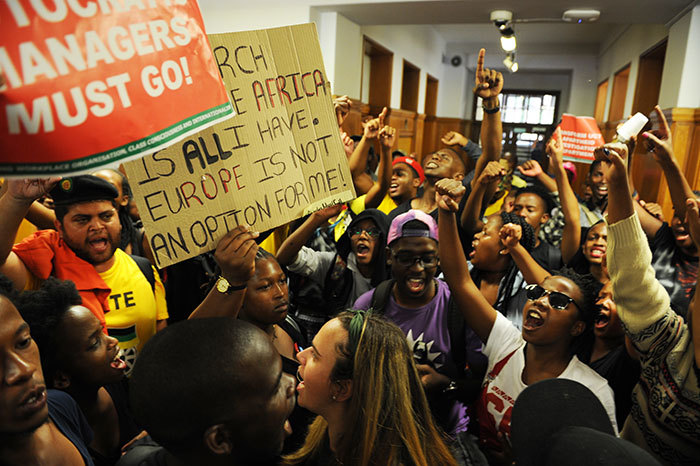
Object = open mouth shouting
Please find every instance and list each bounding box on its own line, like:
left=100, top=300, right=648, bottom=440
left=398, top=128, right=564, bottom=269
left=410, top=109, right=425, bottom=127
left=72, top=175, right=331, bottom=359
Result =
left=110, top=348, right=127, bottom=371
left=523, top=309, right=545, bottom=331
left=595, top=308, right=611, bottom=330
left=87, top=235, right=110, bottom=254
left=355, top=242, right=372, bottom=260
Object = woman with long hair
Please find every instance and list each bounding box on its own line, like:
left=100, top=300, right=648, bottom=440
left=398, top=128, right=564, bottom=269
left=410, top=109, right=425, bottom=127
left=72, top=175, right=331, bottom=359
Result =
left=285, top=311, right=457, bottom=466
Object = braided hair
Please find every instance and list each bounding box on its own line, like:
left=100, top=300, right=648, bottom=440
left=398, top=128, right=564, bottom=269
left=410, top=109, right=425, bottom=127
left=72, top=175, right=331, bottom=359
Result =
left=471, top=211, right=536, bottom=316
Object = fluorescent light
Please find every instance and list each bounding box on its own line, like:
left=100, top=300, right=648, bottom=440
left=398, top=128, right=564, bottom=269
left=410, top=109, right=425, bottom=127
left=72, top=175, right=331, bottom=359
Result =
left=501, top=35, right=517, bottom=52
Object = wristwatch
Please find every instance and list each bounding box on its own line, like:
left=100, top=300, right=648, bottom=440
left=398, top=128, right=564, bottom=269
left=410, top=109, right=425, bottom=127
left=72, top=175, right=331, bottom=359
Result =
left=215, top=276, right=247, bottom=295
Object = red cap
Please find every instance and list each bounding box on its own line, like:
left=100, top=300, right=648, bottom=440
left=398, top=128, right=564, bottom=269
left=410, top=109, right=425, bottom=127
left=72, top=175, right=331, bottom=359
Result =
left=392, top=156, right=425, bottom=184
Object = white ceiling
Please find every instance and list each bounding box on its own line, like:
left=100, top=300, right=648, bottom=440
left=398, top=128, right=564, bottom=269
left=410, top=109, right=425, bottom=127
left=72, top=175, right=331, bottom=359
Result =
left=311, top=0, right=696, bottom=53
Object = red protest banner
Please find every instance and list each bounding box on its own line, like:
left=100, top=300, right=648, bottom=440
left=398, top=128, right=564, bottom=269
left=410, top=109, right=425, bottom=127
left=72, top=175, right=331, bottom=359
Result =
left=555, top=114, right=605, bottom=163
left=0, top=0, right=234, bottom=176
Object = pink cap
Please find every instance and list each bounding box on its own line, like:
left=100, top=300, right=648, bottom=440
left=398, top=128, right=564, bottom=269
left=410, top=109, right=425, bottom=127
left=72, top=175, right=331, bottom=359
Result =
left=562, top=161, right=577, bottom=182
left=387, top=210, right=438, bottom=245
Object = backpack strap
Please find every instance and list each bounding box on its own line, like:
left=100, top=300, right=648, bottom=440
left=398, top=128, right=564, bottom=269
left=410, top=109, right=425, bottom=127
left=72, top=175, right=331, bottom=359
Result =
left=130, top=255, right=155, bottom=291
left=368, top=279, right=396, bottom=314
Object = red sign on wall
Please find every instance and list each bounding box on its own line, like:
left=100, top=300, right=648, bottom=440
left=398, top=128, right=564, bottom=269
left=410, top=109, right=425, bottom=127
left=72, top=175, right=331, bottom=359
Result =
left=0, top=0, right=234, bottom=176
left=555, top=114, right=605, bottom=163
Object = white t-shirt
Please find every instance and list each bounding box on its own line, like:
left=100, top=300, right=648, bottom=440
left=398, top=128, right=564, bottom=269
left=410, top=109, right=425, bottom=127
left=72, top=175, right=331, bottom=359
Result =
left=479, top=313, right=618, bottom=449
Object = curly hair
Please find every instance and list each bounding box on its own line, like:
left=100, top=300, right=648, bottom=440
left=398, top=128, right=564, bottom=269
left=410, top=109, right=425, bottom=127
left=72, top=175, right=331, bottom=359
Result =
left=14, top=278, right=82, bottom=386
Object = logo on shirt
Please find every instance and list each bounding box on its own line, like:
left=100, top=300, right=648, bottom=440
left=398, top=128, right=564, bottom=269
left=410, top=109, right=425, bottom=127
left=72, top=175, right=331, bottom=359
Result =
left=406, top=329, right=442, bottom=368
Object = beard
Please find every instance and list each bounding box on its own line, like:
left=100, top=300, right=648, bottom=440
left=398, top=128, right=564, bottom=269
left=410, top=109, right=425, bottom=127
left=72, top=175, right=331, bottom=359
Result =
left=62, top=229, right=121, bottom=265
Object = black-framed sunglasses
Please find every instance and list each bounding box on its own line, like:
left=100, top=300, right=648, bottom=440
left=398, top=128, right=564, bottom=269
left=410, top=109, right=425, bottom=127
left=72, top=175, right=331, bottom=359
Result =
left=525, top=284, right=580, bottom=311
left=349, top=227, right=381, bottom=238
left=392, top=252, right=438, bottom=268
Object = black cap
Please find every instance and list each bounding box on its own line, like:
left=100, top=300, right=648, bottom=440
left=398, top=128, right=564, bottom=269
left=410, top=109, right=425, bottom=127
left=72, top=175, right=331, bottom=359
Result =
left=544, top=426, right=661, bottom=466
left=511, top=378, right=615, bottom=466
left=50, top=175, right=119, bottom=207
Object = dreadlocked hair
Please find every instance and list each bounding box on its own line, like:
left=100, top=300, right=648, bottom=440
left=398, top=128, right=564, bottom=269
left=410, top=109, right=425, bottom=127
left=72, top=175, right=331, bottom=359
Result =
left=472, top=212, right=536, bottom=315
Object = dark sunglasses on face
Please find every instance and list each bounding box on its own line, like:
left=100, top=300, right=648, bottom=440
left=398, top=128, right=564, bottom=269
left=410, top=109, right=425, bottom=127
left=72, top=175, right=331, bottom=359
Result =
left=525, top=284, right=580, bottom=311
left=349, top=227, right=381, bottom=238
left=392, top=252, right=438, bottom=268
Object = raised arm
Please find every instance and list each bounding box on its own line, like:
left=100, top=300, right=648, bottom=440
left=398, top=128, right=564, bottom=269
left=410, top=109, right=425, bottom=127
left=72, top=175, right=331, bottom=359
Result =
left=518, top=160, right=557, bottom=193
left=548, top=130, right=580, bottom=264
left=276, top=204, right=343, bottom=266
left=632, top=198, right=664, bottom=238
left=436, top=178, right=498, bottom=342
left=460, top=161, right=504, bottom=236
left=643, top=105, right=696, bottom=220
left=347, top=107, right=386, bottom=178
left=471, top=48, right=503, bottom=190
left=0, top=178, right=59, bottom=289
left=500, top=223, right=549, bottom=285
left=365, top=125, right=395, bottom=208
left=188, top=226, right=258, bottom=319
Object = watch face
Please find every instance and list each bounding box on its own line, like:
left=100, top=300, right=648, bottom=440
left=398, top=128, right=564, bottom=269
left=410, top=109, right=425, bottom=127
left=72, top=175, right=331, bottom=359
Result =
left=217, top=278, right=229, bottom=293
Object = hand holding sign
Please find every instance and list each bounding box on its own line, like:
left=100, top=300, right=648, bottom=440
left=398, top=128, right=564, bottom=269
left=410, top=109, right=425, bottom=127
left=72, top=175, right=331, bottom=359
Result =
left=214, top=225, right=259, bottom=286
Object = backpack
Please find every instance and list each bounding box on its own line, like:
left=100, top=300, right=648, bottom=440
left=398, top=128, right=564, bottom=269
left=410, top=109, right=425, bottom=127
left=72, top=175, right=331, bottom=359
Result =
left=369, top=279, right=483, bottom=404
left=129, top=255, right=155, bottom=291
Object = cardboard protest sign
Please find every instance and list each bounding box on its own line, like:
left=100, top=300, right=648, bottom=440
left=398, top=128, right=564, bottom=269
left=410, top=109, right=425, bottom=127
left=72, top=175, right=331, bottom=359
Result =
left=123, top=23, right=355, bottom=268
left=555, top=114, right=605, bottom=163
left=0, top=0, right=234, bottom=176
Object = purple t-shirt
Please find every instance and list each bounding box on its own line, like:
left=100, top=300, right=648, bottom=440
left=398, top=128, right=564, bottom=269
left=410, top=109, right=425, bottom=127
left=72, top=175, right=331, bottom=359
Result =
left=354, top=279, right=482, bottom=436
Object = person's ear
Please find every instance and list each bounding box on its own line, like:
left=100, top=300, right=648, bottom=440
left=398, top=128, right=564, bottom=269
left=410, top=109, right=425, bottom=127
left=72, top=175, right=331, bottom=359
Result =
left=54, top=219, right=62, bottom=236
left=118, top=194, right=129, bottom=208
left=541, top=213, right=550, bottom=224
left=386, top=247, right=392, bottom=266
left=453, top=172, right=465, bottom=182
left=203, top=424, right=233, bottom=456
left=570, top=320, right=585, bottom=337
left=411, top=178, right=421, bottom=189
left=53, top=371, right=71, bottom=390
left=332, top=379, right=353, bottom=402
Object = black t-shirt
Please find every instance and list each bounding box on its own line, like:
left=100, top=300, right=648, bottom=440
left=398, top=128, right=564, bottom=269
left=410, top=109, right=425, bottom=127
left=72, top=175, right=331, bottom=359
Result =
left=650, top=222, right=698, bottom=318
left=91, top=379, right=141, bottom=466
left=48, top=390, right=95, bottom=466
left=588, top=346, right=641, bottom=428
left=530, top=240, right=562, bottom=272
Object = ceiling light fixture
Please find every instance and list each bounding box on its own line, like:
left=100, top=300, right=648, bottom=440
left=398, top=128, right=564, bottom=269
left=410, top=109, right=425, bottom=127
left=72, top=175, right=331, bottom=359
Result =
left=490, top=10, right=517, bottom=52
left=503, top=52, right=518, bottom=73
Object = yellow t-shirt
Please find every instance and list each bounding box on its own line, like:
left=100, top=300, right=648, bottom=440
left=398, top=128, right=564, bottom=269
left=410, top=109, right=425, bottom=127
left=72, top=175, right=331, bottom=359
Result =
left=99, top=249, right=168, bottom=374
left=377, top=193, right=398, bottom=215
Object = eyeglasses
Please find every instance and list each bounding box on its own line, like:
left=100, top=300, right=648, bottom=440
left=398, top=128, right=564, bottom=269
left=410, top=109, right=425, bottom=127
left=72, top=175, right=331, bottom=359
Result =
left=392, top=252, right=438, bottom=268
left=349, top=227, right=381, bottom=238
left=525, top=284, right=580, bottom=311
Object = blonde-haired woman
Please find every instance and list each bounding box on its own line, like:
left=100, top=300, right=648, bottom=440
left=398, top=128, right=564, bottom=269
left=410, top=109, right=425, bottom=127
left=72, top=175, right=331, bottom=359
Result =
left=284, top=311, right=456, bottom=466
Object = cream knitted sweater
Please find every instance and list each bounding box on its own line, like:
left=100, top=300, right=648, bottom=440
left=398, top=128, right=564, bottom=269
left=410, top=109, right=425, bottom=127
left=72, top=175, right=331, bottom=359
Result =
left=607, top=213, right=700, bottom=465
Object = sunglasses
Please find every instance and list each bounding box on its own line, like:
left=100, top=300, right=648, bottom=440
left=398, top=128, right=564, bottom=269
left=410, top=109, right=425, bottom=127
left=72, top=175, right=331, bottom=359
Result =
left=349, top=227, right=381, bottom=238
left=392, top=252, right=438, bottom=268
left=525, top=284, right=580, bottom=311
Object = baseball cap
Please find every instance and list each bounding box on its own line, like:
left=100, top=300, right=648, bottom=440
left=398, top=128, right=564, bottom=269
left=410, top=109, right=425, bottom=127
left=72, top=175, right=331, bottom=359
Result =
left=563, top=161, right=577, bottom=182
left=387, top=210, right=438, bottom=246
left=50, top=175, right=119, bottom=206
left=392, top=156, right=425, bottom=184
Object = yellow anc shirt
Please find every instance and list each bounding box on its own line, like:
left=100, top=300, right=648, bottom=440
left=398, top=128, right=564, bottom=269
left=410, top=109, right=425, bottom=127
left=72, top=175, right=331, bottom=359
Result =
left=99, top=249, right=168, bottom=374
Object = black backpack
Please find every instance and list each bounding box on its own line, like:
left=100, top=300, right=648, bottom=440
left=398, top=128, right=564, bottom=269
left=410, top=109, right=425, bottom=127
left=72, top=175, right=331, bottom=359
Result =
left=130, top=255, right=155, bottom=291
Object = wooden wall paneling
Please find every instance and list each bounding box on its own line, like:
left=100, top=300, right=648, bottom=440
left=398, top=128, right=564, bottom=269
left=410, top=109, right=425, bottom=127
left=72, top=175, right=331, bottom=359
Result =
left=414, top=114, right=426, bottom=158
left=655, top=108, right=699, bottom=220
left=387, top=108, right=417, bottom=155
left=340, top=98, right=369, bottom=137
left=609, top=65, right=630, bottom=122
left=594, top=80, right=609, bottom=123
